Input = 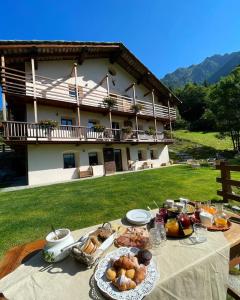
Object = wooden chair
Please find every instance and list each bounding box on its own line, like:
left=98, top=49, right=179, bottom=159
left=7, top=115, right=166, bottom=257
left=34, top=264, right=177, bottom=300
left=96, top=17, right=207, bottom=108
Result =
left=217, top=162, right=240, bottom=299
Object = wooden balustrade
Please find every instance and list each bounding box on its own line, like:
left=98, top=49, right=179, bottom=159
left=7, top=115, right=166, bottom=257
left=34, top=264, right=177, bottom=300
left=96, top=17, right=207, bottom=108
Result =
left=2, top=121, right=173, bottom=144
left=216, top=161, right=240, bottom=202
left=0, top=66, right=176, bottom=121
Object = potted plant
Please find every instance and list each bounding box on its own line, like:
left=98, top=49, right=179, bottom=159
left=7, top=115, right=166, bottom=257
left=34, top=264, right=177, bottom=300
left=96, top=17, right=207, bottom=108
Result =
left=93, top=124, right=105, bottom=132
left=103, top=96, right=117, bottom=109
left=122, top=126, right=133, bottom=140
left=145, top=127, right=156, bottom=136
left=39, top=120, right=58, bottom=138
left=39, top=120, right=58, bottom=130
left=131, top=103, right=144, bottom=114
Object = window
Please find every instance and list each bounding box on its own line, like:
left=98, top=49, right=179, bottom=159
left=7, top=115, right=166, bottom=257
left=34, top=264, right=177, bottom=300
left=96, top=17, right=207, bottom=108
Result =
left=68, top=84, right=83, bottom=98
left=89, top=152, right=98, bottom=166
left=138, top=150, right=143, bottom=161
left=63, top=153, right=76, bottom=169
left=61, top=118, right=73, bottom=126
left=88, top=120, right=98, bottom=131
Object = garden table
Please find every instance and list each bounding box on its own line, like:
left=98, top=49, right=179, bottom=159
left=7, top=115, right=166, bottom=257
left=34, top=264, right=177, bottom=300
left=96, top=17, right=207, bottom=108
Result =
left=0, top=211, right=240, bottom=300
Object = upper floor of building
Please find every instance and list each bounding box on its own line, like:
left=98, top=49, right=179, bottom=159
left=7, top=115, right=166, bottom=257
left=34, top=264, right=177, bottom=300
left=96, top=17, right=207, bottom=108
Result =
left=0, top=41, right=179, bottom=119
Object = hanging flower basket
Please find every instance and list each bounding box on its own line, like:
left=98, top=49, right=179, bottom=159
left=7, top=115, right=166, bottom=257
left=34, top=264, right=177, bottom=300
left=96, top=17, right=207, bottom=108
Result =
left=103, top=97, right=117, bottom=109
left=131, top=103, right=144, bottom=113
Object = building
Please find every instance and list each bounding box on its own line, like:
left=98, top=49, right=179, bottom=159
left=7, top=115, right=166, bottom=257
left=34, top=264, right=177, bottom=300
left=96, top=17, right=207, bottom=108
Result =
left=0, top=41, right=180, bottom=185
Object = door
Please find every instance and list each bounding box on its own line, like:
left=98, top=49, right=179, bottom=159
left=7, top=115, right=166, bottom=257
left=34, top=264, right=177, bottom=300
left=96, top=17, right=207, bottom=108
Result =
left=112, top=122, right=120, bottom=141
left=114, top=149, right=123, bottom=171
left=103, top=148, right=116, bottom=174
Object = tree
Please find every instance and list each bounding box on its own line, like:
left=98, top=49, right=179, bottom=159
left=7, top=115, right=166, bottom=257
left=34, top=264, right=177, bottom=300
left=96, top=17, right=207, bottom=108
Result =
left=176, top=83, right=208, bottom=123
left=209, top=66, right=240, bottom=152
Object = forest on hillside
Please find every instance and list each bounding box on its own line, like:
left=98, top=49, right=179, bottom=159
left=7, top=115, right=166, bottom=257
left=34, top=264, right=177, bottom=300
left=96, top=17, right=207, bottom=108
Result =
left=173, top=66, right=240, bottom=152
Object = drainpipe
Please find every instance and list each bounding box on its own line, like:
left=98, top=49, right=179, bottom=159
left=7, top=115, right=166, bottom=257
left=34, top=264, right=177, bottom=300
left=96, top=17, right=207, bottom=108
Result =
left=151, top=89, right=157, bottom=141
left=133, top=83, right=139, bottom=141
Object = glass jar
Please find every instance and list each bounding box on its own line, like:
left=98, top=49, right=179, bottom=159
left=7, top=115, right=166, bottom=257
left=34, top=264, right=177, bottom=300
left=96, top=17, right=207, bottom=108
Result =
left=165, top=218, right=179, bottom=236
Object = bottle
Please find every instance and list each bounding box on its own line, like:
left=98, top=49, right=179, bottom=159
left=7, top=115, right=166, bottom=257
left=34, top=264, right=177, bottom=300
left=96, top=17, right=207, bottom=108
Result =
left=159, top=223, right=167, bottom=243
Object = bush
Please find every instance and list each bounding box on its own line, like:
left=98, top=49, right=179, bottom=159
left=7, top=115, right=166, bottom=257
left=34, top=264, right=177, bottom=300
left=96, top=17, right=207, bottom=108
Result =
left=93, top=124, right=105, bottom=132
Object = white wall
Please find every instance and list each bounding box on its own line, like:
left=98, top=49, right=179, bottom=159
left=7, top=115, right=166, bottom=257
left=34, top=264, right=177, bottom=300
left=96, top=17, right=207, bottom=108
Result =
left=27, top=143, right=169, bottom=185
left=25, top=58, right=157, bottom=104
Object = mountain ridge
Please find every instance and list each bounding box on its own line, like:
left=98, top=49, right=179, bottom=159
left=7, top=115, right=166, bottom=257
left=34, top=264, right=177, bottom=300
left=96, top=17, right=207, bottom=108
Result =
left=161, top=51, right=240, bottom=88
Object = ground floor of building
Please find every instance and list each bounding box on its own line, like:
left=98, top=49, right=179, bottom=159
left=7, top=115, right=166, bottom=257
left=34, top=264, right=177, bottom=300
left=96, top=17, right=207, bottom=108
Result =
left=26, top=143, right=170, bottom=185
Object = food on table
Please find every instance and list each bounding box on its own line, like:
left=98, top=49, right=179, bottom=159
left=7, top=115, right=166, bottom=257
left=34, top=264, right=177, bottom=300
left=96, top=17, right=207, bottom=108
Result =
left=178, top=213, right=191, bottom=229
left=137, top=249, right=152, bottom=266
left=165, top=218, right=179, bottom=236
left=113, top=256, right=136, bottom=270
left=125, top=269, right=135, bottom=279
left=114, top=227, right=149, bottom=249
left=113, top=274, right=137, bottom=291
left=199, top=211, right=214, bottom=227
left=90, top=223, right=114, bottom=243
left=202, top=204, right=217, bottom=215
left=158, top=208, right=168, bottom=223
left=133, top=265, right=147, bottom=284
left=106, top=253, right=150, bottom=291
left=82, top=236, right=99, bottom=255
left=214, top=217, right=228, bottom=227
left=106, top=267, right=117, bottom=281
left=167, top=202, right=195, bottom=215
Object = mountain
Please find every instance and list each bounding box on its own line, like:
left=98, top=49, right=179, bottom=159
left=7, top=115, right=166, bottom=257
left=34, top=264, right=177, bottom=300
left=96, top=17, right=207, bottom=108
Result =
left=161, top=51, right=240, bottom=88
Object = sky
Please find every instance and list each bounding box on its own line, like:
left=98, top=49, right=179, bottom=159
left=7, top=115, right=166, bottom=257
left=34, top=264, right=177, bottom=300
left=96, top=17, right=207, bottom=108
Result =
left=1, top=0, right=240, bottom=107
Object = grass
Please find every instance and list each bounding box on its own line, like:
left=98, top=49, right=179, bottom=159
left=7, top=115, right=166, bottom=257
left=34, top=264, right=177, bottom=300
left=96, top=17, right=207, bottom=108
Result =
left=173, top=130, right=232, bottom=150
left=169, top=130, right=234, bottom=160
left=0, top=165, right=222, bottom=259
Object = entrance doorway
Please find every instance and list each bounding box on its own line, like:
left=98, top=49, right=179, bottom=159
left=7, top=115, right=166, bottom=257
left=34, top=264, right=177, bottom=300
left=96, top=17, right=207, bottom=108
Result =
left=114, top=149, right=122, bottom=171
left=103, top=148, right=115, bottom=174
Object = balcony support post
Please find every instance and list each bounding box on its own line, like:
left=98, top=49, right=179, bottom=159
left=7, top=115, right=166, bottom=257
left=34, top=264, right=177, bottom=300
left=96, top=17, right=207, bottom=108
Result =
left=151, top=90, right=158, bottom=141
left=168, top=98, right=173, bottom=139
left=105, top=74, right=112, bottom=130
left=31, top=58, right=38, bottom=123
left=133, top=83, right=139, bottom=141
left=1, top=56, right=7, bottom=121
left=74, top=63, right=81, bottom=127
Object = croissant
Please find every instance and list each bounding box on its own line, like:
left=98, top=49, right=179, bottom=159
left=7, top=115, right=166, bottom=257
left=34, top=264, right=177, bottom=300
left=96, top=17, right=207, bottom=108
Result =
left=113, top=256, right=135, bottom=270
left=113, top=275, right=137, bottom=291
left=133, top=265, right=147, bottom=284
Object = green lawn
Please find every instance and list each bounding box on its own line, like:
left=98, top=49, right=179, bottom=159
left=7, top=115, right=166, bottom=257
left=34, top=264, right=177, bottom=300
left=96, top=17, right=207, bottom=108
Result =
left=0, top=165, right=221, bottom=259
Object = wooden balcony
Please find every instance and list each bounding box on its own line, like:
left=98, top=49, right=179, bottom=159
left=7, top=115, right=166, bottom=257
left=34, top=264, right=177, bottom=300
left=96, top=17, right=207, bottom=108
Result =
left=2, top=121, right=174, bottom=145
left=0, top=66, right=176, bottom=121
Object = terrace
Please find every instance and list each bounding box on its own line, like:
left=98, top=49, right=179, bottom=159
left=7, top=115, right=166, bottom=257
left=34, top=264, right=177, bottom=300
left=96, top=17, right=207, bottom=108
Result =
left=0, top=65, right=176, bottom=121
left=2, top=120, right=173, bottom=144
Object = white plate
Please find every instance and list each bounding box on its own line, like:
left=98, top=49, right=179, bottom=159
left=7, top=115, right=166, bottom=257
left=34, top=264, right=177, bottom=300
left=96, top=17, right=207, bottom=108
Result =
left=126, top=209, right=152, bottom=225
left=95, top=247, right=158, bottom=300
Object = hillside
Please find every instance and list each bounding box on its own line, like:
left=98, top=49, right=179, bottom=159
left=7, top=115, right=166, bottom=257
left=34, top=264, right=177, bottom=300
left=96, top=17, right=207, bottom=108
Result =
left=169, top=130, right=233, bottom=161
left=162, top=51, right=240, bottom=88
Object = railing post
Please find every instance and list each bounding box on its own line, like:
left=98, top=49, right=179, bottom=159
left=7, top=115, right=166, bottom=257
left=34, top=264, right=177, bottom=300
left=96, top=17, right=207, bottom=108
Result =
left=220, top=161, right=232, bottom=203
left=31, top=58, right=38, bottom=123
left=133, top=83, right=139, bottom=141
left=151, top=90, right=158, bottom=141
left=1, top=56, right=7, bottom=121
left=168, top=95, right=173, bottom=139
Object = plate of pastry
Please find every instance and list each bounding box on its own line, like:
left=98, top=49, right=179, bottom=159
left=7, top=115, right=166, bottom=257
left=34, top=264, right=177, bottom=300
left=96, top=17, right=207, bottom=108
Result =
left=95, top=247, right=158, bottom=300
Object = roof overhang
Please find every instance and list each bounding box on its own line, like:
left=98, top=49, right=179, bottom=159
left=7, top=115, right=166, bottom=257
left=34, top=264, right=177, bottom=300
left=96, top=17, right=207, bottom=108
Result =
left=0, top=40, right=181, bottom=105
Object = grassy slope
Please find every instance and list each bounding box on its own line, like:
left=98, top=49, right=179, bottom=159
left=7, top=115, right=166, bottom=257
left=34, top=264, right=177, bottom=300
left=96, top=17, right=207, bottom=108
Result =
left=173, top=130, right=232, bottom=150
left=0, top=165, right=221, bottom=258
left=169, top=130, right=234, bottom=160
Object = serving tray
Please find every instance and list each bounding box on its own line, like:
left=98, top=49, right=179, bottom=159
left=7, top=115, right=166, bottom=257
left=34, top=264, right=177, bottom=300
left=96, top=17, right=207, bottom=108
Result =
left=94, top=247, right=158, bottom=300
left=207, top=220, right=232, bottom=231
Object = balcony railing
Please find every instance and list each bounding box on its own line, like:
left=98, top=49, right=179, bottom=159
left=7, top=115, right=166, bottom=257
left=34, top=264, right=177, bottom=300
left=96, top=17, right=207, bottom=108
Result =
left=0, top=66, right=176, bottom=120
left=2, top=121, right=174, bottom=144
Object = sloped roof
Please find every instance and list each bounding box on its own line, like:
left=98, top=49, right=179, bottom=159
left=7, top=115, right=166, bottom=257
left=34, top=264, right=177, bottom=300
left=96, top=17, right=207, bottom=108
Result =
left=0, top=40, right=180, bottom=105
